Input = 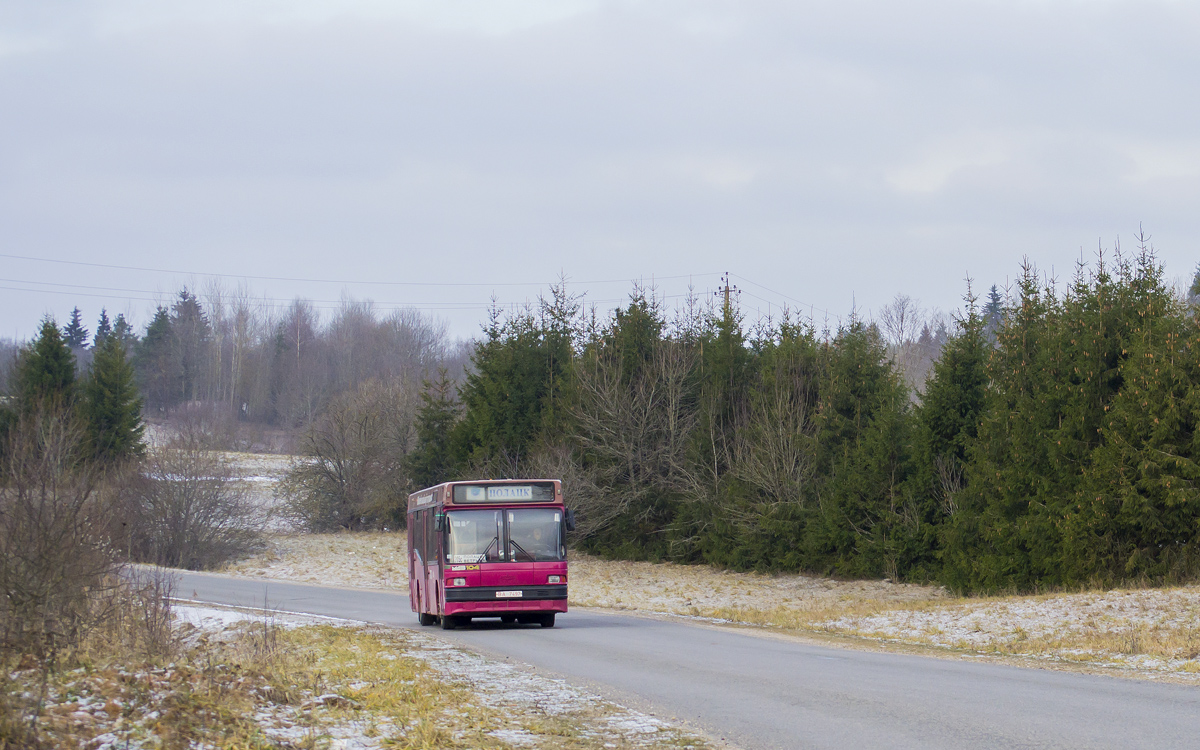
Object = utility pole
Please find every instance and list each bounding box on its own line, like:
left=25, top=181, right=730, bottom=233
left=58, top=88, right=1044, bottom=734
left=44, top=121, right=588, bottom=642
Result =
left=714, top=272, right=740, bottom=313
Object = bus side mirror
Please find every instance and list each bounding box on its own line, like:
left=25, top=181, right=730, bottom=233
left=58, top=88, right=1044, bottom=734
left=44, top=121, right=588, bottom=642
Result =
left=565, top=508, right=576, bottom=532
left=434, top=513, right=445, bottom=532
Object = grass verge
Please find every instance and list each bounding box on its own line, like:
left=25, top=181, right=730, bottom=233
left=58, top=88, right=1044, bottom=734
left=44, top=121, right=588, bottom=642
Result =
left=5, top=609, right=712, bottom=749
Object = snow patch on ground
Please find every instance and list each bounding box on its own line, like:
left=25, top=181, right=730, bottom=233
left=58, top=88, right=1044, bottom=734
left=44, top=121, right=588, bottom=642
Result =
left=173, top=604, right=271, bottom=630
left=173, top=601, right=359, bottom=630
left=408, top=635, right=696, bottom=747
left=819, top=588, right=1200, bottom=672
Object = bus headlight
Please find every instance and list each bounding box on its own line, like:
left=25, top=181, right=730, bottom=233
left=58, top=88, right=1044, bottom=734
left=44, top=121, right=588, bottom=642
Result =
left=547, top=575, right=561, bottom=583
left=451, top=578, right=467, bottom=586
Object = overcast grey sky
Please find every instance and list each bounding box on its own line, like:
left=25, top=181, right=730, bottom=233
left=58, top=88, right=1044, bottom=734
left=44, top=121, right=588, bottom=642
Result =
left=2, top=0, right=1198, bottom=341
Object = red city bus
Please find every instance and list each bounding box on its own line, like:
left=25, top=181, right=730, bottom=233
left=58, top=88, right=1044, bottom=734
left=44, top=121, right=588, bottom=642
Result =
left=408, top=479, right=574, bottom=629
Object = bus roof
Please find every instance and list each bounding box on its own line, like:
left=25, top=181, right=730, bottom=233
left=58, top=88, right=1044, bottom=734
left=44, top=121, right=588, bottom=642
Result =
left=407, top=479, right=562, bottom=511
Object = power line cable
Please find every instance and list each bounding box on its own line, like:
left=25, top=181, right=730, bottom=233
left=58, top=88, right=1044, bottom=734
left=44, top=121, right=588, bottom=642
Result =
left=0, top=277, right=491, bottom=308
left=0, top=252, right=718, bottom=289
left=0, top=285, right=493, bottom=312
left=729, top=272, right=833, bottom=318
left=1, top=278, right=697, bottom=314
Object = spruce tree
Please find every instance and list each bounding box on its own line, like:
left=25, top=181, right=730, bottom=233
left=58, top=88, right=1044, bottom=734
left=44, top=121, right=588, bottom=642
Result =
left=702, top=294, right=751, bottom=436
left=113, top=313, right=136, bottom=349
left=406, top=369, right=461, bottom=489
left=453, top=310, right=544, bottom=471
left=171, top=289, right=212, bottom=402
left=1065, top=249, right=1191, bottom=584
left=452, top=283, right=579, bottom=473
left=576, top=290, right=686, bottom=561
left=62, top=307, right=90, bottom=349
left=606, top=287, right=666, bottom=382
left=93, top=309, right=112, bottom=346
left=919, top=296, right=987, bottom=472
left=944, top=248, right=1170, bottom=592
left=911, top=288, right=988, bottom=579
left=943, top=262, right=1056, bottom=592
left=983, top=285, right=1004, bottom=341
left=81, top=330, right=145, bottom=463
left=135, top=307, right=177, bottom=411
left=669, top=294, right=751, bottom=566
left=711, top=315, right=821, bottom=571
left=806, top=318, right=913, bottom=578
left=15, top=317, right=76, bottom=412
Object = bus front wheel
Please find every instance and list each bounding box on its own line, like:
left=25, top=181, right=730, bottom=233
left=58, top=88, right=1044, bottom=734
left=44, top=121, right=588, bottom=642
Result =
left=539, top=614, right=555, bottom=628
left=440, top=615, right=460, bottom=630
left=418, top=612, right=436, bottom=626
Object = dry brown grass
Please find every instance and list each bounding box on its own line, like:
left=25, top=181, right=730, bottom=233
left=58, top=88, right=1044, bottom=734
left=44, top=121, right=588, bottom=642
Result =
left=567, top=554, right=946, bottom=616
left=220, top=531, right=409, bottom=588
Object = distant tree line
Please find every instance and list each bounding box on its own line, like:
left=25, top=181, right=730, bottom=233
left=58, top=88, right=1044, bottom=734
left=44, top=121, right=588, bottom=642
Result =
left=399, top=240, right=1200, bottom=593
left=130, top=290, right=467, bottom=429
left=2, top=290, right=470, bottom=436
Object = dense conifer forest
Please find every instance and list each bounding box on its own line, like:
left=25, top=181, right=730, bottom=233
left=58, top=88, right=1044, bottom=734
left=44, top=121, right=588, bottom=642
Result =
left=434, top=242, right=1200, bottom=593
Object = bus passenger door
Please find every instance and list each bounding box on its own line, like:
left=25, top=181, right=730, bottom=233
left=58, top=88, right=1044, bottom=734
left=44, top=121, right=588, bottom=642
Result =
left=424, top=509, right=440, bottom=615
left=408, top=519, right=418, bottom=609
left=414, top=510, right=426, bottom=612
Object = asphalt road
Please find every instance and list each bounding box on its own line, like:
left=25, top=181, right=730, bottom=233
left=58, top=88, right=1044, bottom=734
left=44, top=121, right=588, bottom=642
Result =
left=171, top=570, right=1200, bottom=750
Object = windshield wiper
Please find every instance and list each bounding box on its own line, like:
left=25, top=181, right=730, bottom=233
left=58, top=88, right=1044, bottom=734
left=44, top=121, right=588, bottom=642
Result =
left=482, top=536, right=499, bottom=561
left=509, top=540, right=535, bottom=562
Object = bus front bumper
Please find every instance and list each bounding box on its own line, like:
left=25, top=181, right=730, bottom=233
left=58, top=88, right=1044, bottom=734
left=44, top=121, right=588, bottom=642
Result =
left=443, top=584, right=568, bottom=616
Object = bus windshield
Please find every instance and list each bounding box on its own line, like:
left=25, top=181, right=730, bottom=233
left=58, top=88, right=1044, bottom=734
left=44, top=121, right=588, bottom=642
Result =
left=507, top=508, right=565, bottom=562
left=445, top=509, right=502, bottom=564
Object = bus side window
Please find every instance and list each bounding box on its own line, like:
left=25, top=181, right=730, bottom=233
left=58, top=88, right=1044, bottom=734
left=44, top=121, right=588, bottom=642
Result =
left=413, top=509, right=423, bottom=565
left=407, top=519, right=414, bottom=573
left=494, top=511, right=504, bottom=562
left=419, top=509, right=430, bottom=566
left=427, top=511, right=436, bottom=564
left=426, top=509, right=437, bottom=565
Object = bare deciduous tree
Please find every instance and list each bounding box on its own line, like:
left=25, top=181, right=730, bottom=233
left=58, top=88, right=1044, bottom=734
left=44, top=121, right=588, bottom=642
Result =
left=934, top=453, right=965, bottom=516
left=878, top=293, right=924, bottom=349
left=877, top=294, right=949, bottom=396
left=280, top=377, right=419, bottom=531
left=568, top=341, right=698, bottom=539
left=729, top=360, right=818, bottom=521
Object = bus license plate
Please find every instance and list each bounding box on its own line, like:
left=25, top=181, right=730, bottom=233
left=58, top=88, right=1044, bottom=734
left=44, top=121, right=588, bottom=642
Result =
left=495, top=590, right=523, bottom=598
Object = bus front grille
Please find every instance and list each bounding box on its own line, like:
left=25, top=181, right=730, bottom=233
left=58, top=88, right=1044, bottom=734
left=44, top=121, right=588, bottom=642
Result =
left=444, top=584, right=568, bottom=602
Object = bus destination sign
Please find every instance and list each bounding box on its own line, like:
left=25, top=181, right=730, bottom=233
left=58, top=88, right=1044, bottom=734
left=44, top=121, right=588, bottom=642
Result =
left=451, top=482, right=555, bottom=503
left=458, top=485, right=534, bottom=502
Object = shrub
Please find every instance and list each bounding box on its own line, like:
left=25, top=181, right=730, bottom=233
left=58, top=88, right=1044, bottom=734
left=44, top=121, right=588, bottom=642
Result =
left=121, top=440, right=266, bottom=570
left=280, top=378, right=417, bottom=531
left=0, top=407, right=113, bottom=667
